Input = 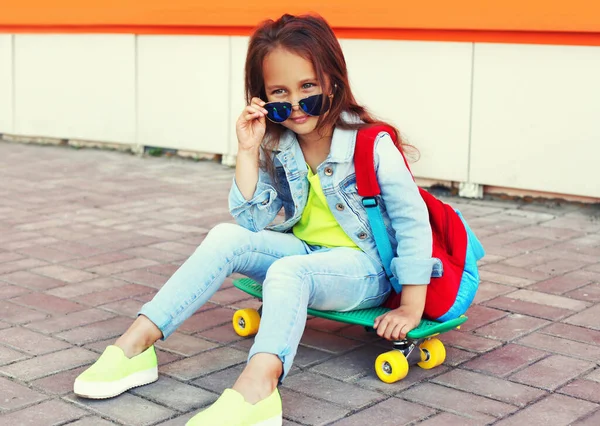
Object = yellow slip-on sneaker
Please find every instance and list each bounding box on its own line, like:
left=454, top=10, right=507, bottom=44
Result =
left=74, top=345, right=158, bottom=399
left=186, top=389, right=250, bottom=426
left=246, top=388, right=283, bottom=426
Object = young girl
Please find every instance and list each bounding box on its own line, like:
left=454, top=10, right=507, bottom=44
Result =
left=74, top=14, right=445, bottom=426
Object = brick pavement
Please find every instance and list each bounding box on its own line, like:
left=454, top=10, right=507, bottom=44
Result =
left=0, top=140, right=599, bottom=425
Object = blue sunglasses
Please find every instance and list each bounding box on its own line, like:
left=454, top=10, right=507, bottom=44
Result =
left=264, top=93, right=331, bottom=123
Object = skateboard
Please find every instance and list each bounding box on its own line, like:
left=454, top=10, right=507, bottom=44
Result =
left=232, top=278, right=467, bottom=383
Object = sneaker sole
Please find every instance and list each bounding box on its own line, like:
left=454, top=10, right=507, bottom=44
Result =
left=74, top=367, right=158, bottom=399
left=251, top=414, right=283, bottom=426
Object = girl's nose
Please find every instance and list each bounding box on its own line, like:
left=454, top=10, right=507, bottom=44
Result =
left=291, top=104, right=301, bottom=111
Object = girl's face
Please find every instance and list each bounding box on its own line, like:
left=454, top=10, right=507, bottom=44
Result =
left=262, top=47, right=330, bottom=137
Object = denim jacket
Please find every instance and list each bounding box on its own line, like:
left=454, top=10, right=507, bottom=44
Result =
left=228, top=117, right=439, bottom=285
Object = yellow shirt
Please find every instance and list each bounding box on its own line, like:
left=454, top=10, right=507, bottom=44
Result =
left=293, top=167, right=359, bottom=249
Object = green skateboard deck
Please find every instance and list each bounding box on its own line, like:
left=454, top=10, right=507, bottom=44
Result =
left=234, top=278, right=467, bottom=340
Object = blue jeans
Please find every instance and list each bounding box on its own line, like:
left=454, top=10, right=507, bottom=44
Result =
left=139, top=223, right=391, bottom=380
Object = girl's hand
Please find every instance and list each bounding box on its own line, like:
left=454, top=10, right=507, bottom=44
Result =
left=373, top=306, right=422, bottom=341
left=236, top=97, right=269, bottom=152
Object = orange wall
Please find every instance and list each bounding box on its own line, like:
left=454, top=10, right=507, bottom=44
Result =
left=2, top=1, right=600, bottom=45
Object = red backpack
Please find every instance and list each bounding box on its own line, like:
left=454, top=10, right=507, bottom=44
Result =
left=354, top=125, right=484, bottom=321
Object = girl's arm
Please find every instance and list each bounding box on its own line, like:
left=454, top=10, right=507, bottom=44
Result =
left=371, top=132, right=437, bottom=340
left=228, top=97, right=283, bottom=231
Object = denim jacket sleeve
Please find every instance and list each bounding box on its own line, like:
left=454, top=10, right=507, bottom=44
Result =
left=374, top=133, right=437, bottom=285
left=228, top=150, right=283, bottom=232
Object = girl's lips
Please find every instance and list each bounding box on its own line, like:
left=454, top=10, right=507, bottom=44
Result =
left=291, top=115, right=309, bottom=124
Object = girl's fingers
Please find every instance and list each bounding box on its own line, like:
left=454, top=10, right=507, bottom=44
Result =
left=250, top=97, right=269, bottom=115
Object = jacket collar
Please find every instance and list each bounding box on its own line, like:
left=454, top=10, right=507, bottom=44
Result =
left=274, top=112, right=360, bottom=164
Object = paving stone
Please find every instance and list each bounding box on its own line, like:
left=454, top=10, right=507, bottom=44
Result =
left=283, top=371, right=384, bottom=409
left=332, top=397, right=435, bottom=425
left=485, top=296, right=574, bottom=320
left=0, top=284, right=30, bottom=299
left=413, top=412, right=486, bottom=426
left=31, top=366, right=87, bottom=395
left=67, top=392, right=175, bottom=426
left=192, top=364, right=245, bottom=394
left=30, top=264, right=98, bottom=283
left=401, top=382, right=516, bottom=422
left=195, top=322, right=246, bottom=344
left=56, top=316, right=132, bottom=344
left=0, top=344, right=30, bottom=366
left=473, top=313, right=549, bottom=341
left=16, top=245, right=82, bottom=262
left=0, top=258, right=49, bottom=275
left=0, top=270, right=66, bottom=290
left=482, top=263, right=550, bottom=281
left=74, top=283, right=156, bottom=306
left=442, top=330, right=503, bottom=353
left=529, top=272, right=594, bottom=295
left=178, top=307, right=237, bottom=334
left=494, top=394, right=598, bottom=426
left=479, top=270, right=536, bottom=287
left=309, top=345, right=384, bottom=382
left=558, top=379, right=600, bottom=403
left=0, top=399, right=87, bottom=425
left=472, top=282, right=515, bottom=305
left=0, top=327, right=71, bottom=355
left=25, top=308, right=116, bottom=334
left=1, top=347, right=98, bottom=381
left=155, top=332, right=218, bottom=356
left=66, top=417, right=116, bottom=426
left=564, top=304, right=600, bottom=330
left=463, top=343, right=548, bottom=377
left=63, top=252, right=134, bottom=269
left=87, top=258, right=159, bottom=276
left=505, top=289, right=590, bottom=311
left=99, top=298, right=144, bottom=318
left=280, top=388, right=351, bottom=425
left=161, top=346, right=247, bottom=381
left=566, top=283, right=600, bottom=303
left=300, top=328, right=364, bottom=354
left=540, top=322, right=600, bottom=346
left=571, top=409, right=600, bottom=426
left=130, top=376, right=217, bottom=412
left=47, top=277, right=128, bottom=298
left=114, top=268, right=168, bottom=289
left=432, top=368, right=546, bottom=406
left=0, top=376, right=48, bottom=410
left=509, top=354, right=595, bottom=391
left=518, top=332, right=600, bottom=362
left=10, top=292, right=86, bottom=315
left=456, top=305, right=508, bottom=332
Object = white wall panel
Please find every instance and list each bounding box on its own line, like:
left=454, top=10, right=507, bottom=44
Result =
left=341, top=39, right=473, bottom=182
left=471, top=43, right=600, bottom=198
left=0, top=35, right=13, bottom=133
left=137, top=35, right=230, bottom=153
left=227, top=36, right=250, bottom=159
left=14, top=34, right=135, bottom=143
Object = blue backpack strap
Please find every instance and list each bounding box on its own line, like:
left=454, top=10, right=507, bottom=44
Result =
left=355, top=126, right=402, bottom=293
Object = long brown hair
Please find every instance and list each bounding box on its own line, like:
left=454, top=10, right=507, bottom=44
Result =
left=244, top=13, right=411, bottom=173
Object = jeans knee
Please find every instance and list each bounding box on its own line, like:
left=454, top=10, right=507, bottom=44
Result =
left=264, top=257, right=308, bottom=292
left=201, top=223, right=248, bottom=249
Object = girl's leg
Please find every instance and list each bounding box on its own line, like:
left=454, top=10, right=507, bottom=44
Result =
left=235, top=246, right=391, bottom=402
left=116, top=222, right=310, bottom=356
left=74, top=223, right=309, bottom=399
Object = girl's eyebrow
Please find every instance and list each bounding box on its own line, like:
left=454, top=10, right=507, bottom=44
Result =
left=265, top=78, right=317, bottom=91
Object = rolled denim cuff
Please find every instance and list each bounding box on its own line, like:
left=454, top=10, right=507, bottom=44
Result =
left=229, top=178, right=278, bottom=216
left=391, top=257, right=440, bottom=285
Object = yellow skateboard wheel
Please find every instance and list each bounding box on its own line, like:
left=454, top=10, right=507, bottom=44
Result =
left=375, top=350, right=409, bottom=383
left=232, top=308, right=261, bottom=337
left=417, top=338, right=446, bottom=370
